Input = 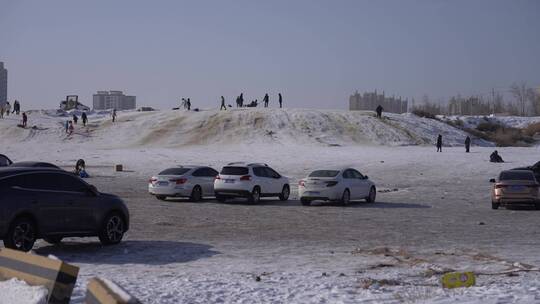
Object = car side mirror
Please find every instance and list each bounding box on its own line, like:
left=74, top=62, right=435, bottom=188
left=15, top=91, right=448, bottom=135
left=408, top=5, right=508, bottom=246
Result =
left=489, top=179, right=496, bottom=183
left=364, top=175, right=369, bottom=180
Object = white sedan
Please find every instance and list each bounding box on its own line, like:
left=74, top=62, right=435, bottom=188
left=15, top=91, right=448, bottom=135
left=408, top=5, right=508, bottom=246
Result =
left=298, top=168, right=376, bottom=206
left=148, top=166, right=219, bottom=201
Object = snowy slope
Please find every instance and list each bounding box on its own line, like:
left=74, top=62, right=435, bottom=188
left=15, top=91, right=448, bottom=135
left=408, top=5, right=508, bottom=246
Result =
left=0, top=108, right=493, bottom=148
left=440, top=115, right=540, bottom=129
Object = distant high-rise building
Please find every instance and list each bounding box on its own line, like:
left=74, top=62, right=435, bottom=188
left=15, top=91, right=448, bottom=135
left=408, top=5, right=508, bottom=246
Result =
left=349, top=90, right=408, bottom=114
left=93, top=90, right=136, bottom=110
left=0, top=62, right=7, bottom=106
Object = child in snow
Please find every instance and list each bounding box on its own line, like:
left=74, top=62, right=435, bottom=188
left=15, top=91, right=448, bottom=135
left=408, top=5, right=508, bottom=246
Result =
left=68, top=121, right=74, bottom=135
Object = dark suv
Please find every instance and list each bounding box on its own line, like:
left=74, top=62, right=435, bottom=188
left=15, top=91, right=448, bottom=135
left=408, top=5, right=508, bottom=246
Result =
left=0, top=168, right=130, bottom=251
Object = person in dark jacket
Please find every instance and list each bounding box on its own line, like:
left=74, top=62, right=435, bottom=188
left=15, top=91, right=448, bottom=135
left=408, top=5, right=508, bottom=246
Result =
left=13, top=100, right=20, bottom=115
left=263, top=93, right=269, bottom=108
left=186, top=98, right=191, bottom=110
left=278, top=93, right=283, bottom=108
left=22, top=112, right=28, bottom=128
left=112, top=108, right=117, bottom=122
left=376, top=105, right=383, bottom=118
left=220, top=96, right=226, bottom=110
left=490, top=150, right=504, bottom=163
left=81, top=111, right=88, bottom=126
left=239, top=93, right=244, bottom=108
left=465, top=136, right=471, bottom=153
left=73, top=114, right=78, bottom=124
left=436, top=134, right=442, bottom=152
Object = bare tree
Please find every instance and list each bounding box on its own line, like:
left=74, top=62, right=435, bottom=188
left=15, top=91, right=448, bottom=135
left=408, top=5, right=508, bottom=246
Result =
left=510, top=82, right=536, bottom=116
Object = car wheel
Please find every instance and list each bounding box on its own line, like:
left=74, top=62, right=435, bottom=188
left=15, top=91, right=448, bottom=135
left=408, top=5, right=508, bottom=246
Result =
left=341, top=189, right=350, bottom=205
left=190, top=186, right=203, bottom=202
left=301, top=198, right=311, bottom=206
left=3, top=217, right=37, bottom=252
left=216, top=194, right=227, bottom=203
left=279, top=185, right=290, bottom=201
left=98, top=213, right=126, bottom=245
left=156, top=195, right=167, bottom=201
left=366, top=187, right=376, bottom=203
left=491, top=202, right=500, bottom=210
left=44, top=236, right=63, bottom=245
left=249, top=186, right=261, bottom=204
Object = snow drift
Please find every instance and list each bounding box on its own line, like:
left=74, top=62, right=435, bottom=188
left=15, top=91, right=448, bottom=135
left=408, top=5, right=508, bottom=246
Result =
left=0, top=108, right=494, bottom=148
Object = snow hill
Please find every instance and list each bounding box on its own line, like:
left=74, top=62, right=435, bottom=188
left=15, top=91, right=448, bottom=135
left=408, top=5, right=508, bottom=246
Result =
left=0, top=108, right=494, bottom=148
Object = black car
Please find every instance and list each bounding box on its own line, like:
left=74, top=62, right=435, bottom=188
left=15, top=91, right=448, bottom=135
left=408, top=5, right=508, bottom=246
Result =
left=10, top=161, right=61, bottom=169
left=513, top=161, right=540, bottom=182
left=0, top=168, right=129, bottom=251
left=0, top=154, right=12, bottom=167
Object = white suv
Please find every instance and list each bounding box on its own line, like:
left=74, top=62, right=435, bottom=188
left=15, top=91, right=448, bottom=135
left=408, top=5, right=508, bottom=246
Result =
left=214, top=162, right=290, bottom=203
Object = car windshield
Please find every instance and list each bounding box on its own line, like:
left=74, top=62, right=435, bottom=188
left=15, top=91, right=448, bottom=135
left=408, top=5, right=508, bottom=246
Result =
left=500, top=171, right=535, bottom=181
left=309, top=170, right=340, bottom=177
left=221, top=166, right=249, bottom=175
left=158, top=168, right=191, bottom=175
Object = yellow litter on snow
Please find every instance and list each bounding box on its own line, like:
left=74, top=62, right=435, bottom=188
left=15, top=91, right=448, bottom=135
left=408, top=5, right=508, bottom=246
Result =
left=441, top=271, right=476, bottom=289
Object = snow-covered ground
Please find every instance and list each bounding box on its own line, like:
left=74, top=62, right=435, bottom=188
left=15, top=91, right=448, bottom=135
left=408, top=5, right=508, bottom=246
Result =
left=1, top=109, right=540, bottom=303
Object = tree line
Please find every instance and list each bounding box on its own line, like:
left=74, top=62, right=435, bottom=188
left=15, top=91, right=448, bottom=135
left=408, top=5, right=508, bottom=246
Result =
left=413, top=82, right=540, bottom=116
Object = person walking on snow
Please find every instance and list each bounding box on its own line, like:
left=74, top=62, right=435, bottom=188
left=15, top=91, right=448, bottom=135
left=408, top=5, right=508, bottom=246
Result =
left=73, top=114, right=78, bottom=124
left=65, top=120, right=69, bottom=133
left=22, top=112, right=28, bottom=128
left=112, top=109, right=117, bottom=123
left=4, top=101, right=10, bottom=116
left=220, top=96, right=227, bottom=110
left=376, top=105, right=383, bottom=118
left=263, top=93, right=269, bottom=108
left=465, top=136, right=471, bottom=153
left=239, top=93, right=244, bottom=108
left=13, top=100, right=20, bottom=115
left=186, top=98, right=191, bottom=110
left=436, top=134, right=443, bottom=152
left=0, top=104, right=4, bottom=119
left=278, top=93, right=283, bottom=108
left=82, top=111, right=88, bottom=126
left=68, top=121, right=74, bottom=135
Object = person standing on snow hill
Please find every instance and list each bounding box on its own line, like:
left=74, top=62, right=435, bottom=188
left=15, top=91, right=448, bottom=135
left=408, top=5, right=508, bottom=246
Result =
left=82, top=111, right=88, bottom=126
left=112, top=109, right=117, bottom=122
left=68, top=121, right=74, bottom=135
left=263, top=93, right=269, bottom=108
left=13, top=100, right=20, bottom=115
left=465, top=136, right=471, bottom=153
left=278, top=93, right=283, bottom=108
left=376, top=105, right=383, bottom=118
left=436, top=134, right=442, bottom=152
left=0, top=104, right=4, bottom=119
left=186, top=98, right=191, bottom=110
left=73, top=114, right=78, bottom=125
left=22, top=112, right=28, bottom=128
left=220, top=96, right=227, bottom=110
left=5, top=101, right=10, bottom=116
left=65, top=120, right=69, bottom=133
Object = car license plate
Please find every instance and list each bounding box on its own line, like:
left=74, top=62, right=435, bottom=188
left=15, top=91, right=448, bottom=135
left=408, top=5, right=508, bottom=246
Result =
left=158, top=181, right=169, bottom=186
left=224, top=179, right=235, bottom=184
left=510, top=186, right=525, bottom=191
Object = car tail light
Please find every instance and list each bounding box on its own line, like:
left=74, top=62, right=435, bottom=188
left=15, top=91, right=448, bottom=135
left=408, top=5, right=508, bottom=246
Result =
left=170, top=178, right=187, bottom=184
left=325, top=181, right=338, bottom=187
left=215, top=175, right=221, bottom=180
left=149, top=178, right=157, bottom=184
left=299, top=180, right=305, bottom=187
left=240, top=175, right=251, bottom=181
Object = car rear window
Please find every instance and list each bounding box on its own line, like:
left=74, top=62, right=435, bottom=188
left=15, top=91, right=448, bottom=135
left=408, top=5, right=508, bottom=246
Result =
left=159, top=168, right=191, bottom=175
left=500, top=171, right=535, bottom=181
left=221, top=166, right=249, bottom=175
left=309, top=170, right=340, bottom=177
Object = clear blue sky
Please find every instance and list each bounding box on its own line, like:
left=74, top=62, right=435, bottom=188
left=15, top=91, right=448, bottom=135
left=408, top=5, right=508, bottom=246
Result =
left=1, top=0, right=539, bottom=109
